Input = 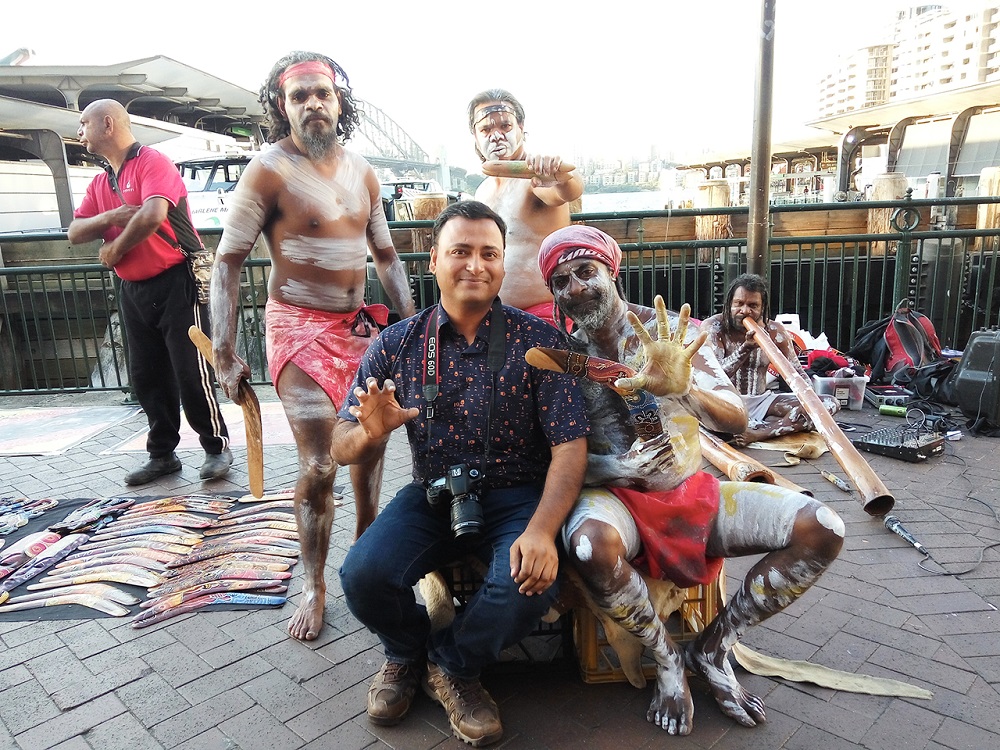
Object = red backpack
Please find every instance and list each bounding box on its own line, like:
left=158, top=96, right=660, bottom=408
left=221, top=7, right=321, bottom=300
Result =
left=883, top=300, right=943, bottom=376
left=848, top=299, right=943, bottom=385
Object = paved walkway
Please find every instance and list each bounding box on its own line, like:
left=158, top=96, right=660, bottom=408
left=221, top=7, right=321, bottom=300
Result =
left=1, top=389, right=999, bottom=749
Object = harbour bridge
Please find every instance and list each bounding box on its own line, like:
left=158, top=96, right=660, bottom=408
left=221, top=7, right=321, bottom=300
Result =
left=352, top=99, right=440, bottom=176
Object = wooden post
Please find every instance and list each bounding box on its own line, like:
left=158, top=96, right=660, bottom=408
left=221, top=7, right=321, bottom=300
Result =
left=411, top=193, right=448, bottom=254
left=695, top=179, right=732, bottom=263
left=867, top=173, right=909, bottom=257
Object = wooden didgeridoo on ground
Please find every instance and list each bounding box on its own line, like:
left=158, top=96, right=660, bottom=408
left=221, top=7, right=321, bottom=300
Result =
left=188, top=326, right=264, bottom=498
left=742, top=317, right=894, bottom=515
left=699, top=428, right=774, bottom=483
left=699, top=429, right=814, bottom=497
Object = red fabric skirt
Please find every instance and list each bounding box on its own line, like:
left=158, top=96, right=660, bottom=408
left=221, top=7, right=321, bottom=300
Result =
left=609, top=471, right=722, bottom=588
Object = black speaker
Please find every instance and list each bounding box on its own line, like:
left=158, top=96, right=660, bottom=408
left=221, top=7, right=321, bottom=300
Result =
left=953, top=329, right=1000, bottom=424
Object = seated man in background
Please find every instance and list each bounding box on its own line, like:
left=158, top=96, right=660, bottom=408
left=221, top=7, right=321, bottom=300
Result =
left=700, top=273, right=840, bottom=445
left=534, top=226, right=845, bottom=735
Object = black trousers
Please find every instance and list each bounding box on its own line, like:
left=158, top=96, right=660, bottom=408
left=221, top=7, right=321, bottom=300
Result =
left=119, top=262, right=229, bottom=458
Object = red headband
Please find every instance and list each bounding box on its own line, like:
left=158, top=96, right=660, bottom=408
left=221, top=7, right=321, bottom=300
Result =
left=538, top=225, right=622, bottom=287
left=279, top=61, right=336, bottom=89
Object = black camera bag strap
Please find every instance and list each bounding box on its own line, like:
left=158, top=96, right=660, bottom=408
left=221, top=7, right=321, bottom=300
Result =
left=422, top=299, right=506, bottom=467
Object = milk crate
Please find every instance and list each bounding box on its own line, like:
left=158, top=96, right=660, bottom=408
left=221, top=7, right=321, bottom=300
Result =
left=439, top=559, right=572, bottom=668
left=572, top=571, right=723, bottom=684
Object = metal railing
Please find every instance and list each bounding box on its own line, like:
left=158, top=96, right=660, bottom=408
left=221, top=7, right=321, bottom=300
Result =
left=2, top=196, right=999, bottom=396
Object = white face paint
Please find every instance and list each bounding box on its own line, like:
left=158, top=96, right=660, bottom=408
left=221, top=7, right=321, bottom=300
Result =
left=767, top=568, right=792, bottom=590
left=605, top=567, right=647, bottom=611
left=277, top=382, right=337, bottom=421
left=278, top=277, right=352, bottom=309
left=279, top=234, right=367, bottom=271
left=575, top=534, right=593, bottom=562
left=748, top=574, right=771, bottom=608
left=561, top=489, right=641, bottom=560
left=259, top=147, right=367, bottom=221
left=218, top=193, right=268, bottom=254
left=713, top=485, right=809, bottom=553
left=816, top=505, right=846, bottom=538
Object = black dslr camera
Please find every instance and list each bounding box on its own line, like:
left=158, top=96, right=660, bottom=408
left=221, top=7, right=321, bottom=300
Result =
left=426, top=463, right=485, bottom=538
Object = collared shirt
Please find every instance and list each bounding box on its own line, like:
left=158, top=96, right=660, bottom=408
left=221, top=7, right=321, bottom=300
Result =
left=340, top=304, right=590, bottom=488
left=74, top=145, right=195, bottom=281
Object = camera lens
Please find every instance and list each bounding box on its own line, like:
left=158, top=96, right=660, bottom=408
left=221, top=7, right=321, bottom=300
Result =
left=451, top=494, right=485, bottom=537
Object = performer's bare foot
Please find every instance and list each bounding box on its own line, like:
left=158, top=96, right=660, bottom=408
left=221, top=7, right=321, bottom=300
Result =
left=685, top=641, right=766, bottom=727
left=647, top=649, right=694, bottom=735
left=287, top=589, right=325, bottom=640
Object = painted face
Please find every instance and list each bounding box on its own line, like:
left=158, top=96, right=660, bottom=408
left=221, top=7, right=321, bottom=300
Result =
left=550, top=257, right=618, bottom=333
left=730, top=287, right=764, bottom=327
left=279, top=72, right=341, bottom=156
left=429, top=217, right=505, bottom=309
left=77, top=107, right=107, bottom=156
left=473, top=101, right=525, bottom=161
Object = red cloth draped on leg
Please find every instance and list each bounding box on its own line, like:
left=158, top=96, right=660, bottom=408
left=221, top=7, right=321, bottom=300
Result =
left=265, top=299, right=388, bottom=407
left=609, top=471, right=723, bottom=588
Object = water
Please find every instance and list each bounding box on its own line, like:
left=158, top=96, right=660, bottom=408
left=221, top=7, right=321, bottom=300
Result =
left=581, top=190, right=670, bottom=213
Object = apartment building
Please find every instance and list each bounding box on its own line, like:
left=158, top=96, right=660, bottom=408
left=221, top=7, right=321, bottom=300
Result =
left=816, top=3, right=1000, bottom=119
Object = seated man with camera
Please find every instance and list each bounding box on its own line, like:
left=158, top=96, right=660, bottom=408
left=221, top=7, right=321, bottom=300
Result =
left=334, top=200, right=589, bottom=748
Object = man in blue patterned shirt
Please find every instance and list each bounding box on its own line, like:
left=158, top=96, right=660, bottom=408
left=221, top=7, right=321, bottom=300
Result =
left=335, top=200, right=589, bottom=747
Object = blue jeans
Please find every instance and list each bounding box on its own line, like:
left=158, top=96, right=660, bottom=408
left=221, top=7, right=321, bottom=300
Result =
left=339, top=482, right=559, bottom=679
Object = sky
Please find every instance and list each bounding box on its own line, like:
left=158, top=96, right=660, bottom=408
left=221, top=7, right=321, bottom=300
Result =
left=3, top=1, right=986, bottom=170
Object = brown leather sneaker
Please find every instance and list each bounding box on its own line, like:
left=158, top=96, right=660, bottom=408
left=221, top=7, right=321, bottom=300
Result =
left=423, top=661, right=503, bottom=747
left=367, top=660, right=419, bottom=726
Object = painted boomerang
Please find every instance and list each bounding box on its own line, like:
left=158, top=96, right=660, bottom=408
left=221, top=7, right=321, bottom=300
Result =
left=525, top=347, right=664, bottom=441
left=188, top=325, right=264, bottom=498
left=131, top=592, right=287, bottom=628
left=0, top=534, right=89, bottom=593
left=0, top=593, right=131, bottom=617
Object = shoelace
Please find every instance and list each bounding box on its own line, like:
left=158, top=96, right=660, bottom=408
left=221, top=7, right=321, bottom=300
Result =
left=445, top=674, right=486, bottom=705
left=382, top=662, right=410, bottom=683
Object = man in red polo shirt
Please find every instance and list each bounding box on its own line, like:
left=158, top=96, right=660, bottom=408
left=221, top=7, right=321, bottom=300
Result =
left=68, top=99, right=231, bottom=486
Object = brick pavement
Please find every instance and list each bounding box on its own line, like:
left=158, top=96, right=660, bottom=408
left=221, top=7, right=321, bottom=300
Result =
left=1, top=390, right=999, bottom=749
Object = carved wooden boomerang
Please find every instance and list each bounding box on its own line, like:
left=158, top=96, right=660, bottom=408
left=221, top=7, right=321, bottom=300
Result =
left=188, top=326, right=264, bottom=498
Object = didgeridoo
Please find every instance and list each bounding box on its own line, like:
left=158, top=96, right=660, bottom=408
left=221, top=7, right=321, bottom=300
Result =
left=698, top=429, right=814, bottom=497
left=742, top=317, right=893, bottom=515
left=699, top=429, right=773, bottom=483
left=482, top=160, right=576, bottom=179
left=188, top=326, right=264, bottom=498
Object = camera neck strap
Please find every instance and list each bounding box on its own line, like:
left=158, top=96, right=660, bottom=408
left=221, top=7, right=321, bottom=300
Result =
left=422, top=300, right=506, bottom=465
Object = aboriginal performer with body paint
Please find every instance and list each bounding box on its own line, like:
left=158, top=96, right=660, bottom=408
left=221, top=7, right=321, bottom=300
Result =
left=700, top=273, right=840, bottom=446
left=211, top=52, right=415, bottom=641
left=535, top=226, right=845, bottom=736
left=469, top=89, right=584, bottom=326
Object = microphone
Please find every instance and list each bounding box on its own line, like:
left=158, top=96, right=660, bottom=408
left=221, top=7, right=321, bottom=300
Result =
left=884, top=515, right=928, bottom=556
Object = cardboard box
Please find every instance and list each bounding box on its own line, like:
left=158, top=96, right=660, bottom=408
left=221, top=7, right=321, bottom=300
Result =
left=813, top=375, right=869, bottom=410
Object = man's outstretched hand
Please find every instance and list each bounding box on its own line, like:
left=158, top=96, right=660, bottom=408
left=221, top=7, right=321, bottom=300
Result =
left=348, top=377, right=419, bottom=441
left=614, top=298, right=707, bottom=397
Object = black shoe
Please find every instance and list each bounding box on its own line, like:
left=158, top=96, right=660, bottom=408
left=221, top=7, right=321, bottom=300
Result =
left=199, top=448, right=233, bottom=480
left=124, top=454, right=182, bottom=486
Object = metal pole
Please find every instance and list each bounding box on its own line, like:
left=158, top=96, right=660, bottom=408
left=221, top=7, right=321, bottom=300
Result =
left=747, top=0, right=777, bottom=277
